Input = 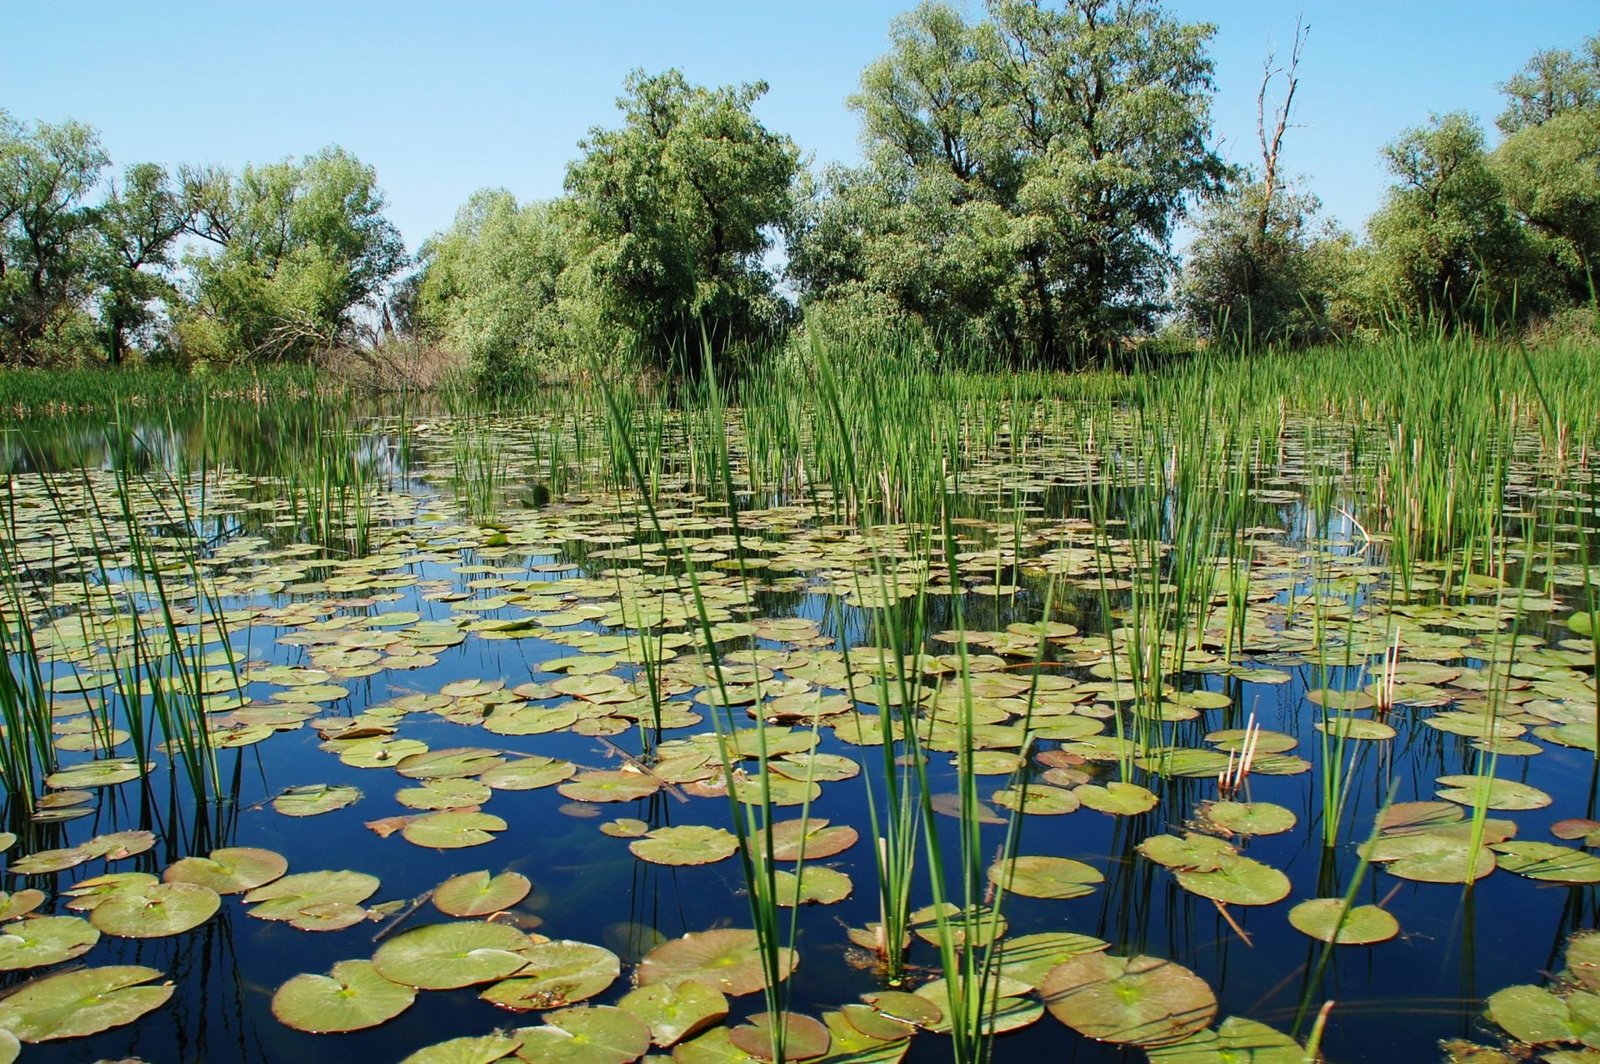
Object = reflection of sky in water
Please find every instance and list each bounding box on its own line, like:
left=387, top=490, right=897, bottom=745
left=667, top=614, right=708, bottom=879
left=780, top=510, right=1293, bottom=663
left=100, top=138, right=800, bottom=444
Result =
left=3, top=411, right=1598, bottom=1063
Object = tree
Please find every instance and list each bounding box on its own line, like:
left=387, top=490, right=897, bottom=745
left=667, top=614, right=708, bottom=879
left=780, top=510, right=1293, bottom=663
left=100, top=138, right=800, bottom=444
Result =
left=1178, top=20, right=1342, bottom=345
left=1366, top=113, right=1540, bottom=329
left=180, top=147, right=406, bottom=362
left=90, top=163, right=190, bottom=364
left=1497, top=35, right=1600, bottom=135
left=414, top=189, right=585, bottom=388
left=564, top=70, right=800, bottom=371
left=0, top=113, right=108, bottom=363
left=792, top=0, right=1225, bottom=364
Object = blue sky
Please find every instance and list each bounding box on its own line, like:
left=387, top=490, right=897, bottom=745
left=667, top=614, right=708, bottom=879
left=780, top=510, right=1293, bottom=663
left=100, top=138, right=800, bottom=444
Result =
left=2, top=1, right=1594, bottom=256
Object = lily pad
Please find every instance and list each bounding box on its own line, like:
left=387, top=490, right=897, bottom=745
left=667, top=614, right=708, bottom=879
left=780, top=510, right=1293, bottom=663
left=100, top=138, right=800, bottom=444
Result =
left=513, top=1004, right=652, bottom=1064
left=1075, top=782, right=1158, bottom=816
left=729, top=1011, right=832, bottom=1061
left=1287, top=900, right=1400, bottom=945
left=0, top=964, right=173, bottom=1041
left=1145, top=1016, right=1306, bottom=1062
left=479, top=939, right=620, bottom=1010
left=1174, top=856, right=1290, bottom=906
left=434, top=869, right=533, bottom=917
left=763, top=818, right=859, bottom=861
left=636, top=928, right=795, bottom=996
left=616, top=979, right=729, bottom=1047
left=629, top=825, right=739, bottom=867
left=244, top=869, right=380, bottom=927
left=1435, top=774, right=1551, bottom=811
left=1204, top=801, right=1296, bottom=836
left=163, top=847, right=288, bottom=894
left=1041, top=953, right=1217, bottom=1047
left=402, top=810, right=507, bottom=849
left=1486, top=984, right=1600, bottom=1047
left=773, top=866, right=853, bottom=906
left=91, top=881, right=221, bottom=938
left=373, top=921, right=533, bottom=990
left=273, top=784, right=362, bottom=817
left=399, top=1034, right=521, bottom=1064
left=272, top=959, right=416, bottom=1033
left=558, top=770, right=661, bottom=803
left=0, top=915, right=100, bottom=970
left=1494, top=842, right=1600, bottom=884
left=987, top=856, right=1103, bottom=900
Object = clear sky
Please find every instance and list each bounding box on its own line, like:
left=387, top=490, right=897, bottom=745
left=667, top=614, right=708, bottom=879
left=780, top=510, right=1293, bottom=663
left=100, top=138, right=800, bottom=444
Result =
left=2, top=1, right=1595, bottom=257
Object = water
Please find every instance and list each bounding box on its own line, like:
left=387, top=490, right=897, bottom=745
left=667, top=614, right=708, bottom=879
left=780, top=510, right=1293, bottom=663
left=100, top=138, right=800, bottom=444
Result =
left=1, top=401, right=1596, bottom=1063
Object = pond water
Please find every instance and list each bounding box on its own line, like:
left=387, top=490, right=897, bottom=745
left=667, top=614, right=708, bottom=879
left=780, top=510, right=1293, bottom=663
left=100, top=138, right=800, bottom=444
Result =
left=0, top=399, right=1597, bottom=1063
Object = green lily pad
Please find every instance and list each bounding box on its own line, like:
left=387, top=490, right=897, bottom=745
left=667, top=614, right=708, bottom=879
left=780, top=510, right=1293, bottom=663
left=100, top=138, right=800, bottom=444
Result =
left=482, top=756, right=576, bottom=791
left=273, top=784, right=362, bottom=817
left=1075, top=781, right=1158, bottom=816
left=1145, top=1016, right=1306, bottom=1062
left=0, top=915, right=99, bottom=970
left=244, top=869, right=380, bottom=927
left=402, top=810, right=507, bottom=849
left=1287, top=900, right=1400, bottom=945
left=1486, top=984, right=1600, bottom=1047
left=91, top=881, right=221, bottom=938
left=1138, top=833, right=1235, bottom=872
left=1204, top=801, right=1296, bottom=836
left=272, top=959, right=416, bottom=1033
left=636, top=929, right=796, bottom=996
left=987, top=856, right=1103, bottom=900
left=163, top=847, right=287, bottom=894
left=43, top=758, right=143, bottom=789
left=617, top=979, right=729, bottom=1047
left=1041, top=953, right=1217, bottom=1047
left=600, top=818, right=650, bottom=838
left=434, top=869, right=533, bottom=917
left=399, top=1034, right=521, bottom=1064
left=763, top=818, right=859, bottom=861
left=0, top=889, right=46, bottom=921
left=1435, top=774, right=1552, bottom=811
left=671, top=1026, right=764, bottom=1063
left=397, top=778, right=493, bottom=810
left=480, top=939, right=620, bottom=1010
left=991, top=784, right=1079, bottom=815
left=818, top=1009, right=910, bottom=1062
left=396, top=746, right=507, bottom=780
left=1174, top=856, right=1290, bottom=906
left=372, top=921, right=533, bottom=989
left=729, top=1011, right=832, bottom=1061
left=629, top=825, right=739, bottom=867
left=911, top=977, right=1041, bottom=1035
left=1363, top=832, right=1497, bottom=884
left=992, top=932, right=1111, bottom=989
left=558, top=770, right=661, bottom=803
left=513, top=1004, right=653, bottom=1064
left=1494, top=842, right=1600, bottom=884
left=773, top=866, right=853, bottom=906
left=0, top=964, right=173, bottom=1042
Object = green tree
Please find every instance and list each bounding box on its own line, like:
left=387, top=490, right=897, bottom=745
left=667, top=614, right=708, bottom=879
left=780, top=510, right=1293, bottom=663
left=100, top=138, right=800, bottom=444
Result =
left=180, top=147, right=406, bottom=362
left=414, top=189, right=586, bottom=388
left=1366, top=112, right=1539, bottom=329
left=0, top=113, right=108, bottom=364
left=564, top=70, right=800, bottom=371
left=793, top=0, right=1225, bottom=363
left=90, top=162, right=190, bottom=365
left=1497, top=35, right=1600, bottom=134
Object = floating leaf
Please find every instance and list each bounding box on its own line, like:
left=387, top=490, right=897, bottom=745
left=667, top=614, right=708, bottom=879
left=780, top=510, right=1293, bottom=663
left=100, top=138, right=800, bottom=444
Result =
left=1435, top=774, right=1551, bottom=811
left=372, top=921, right=532, bottom=989
left=1287, top=900, right=1400, bottom=945
left=1041, top=953, right=1217, bottom=1047
left=480, top=940, right=620, bottom=1010
left=558, top=770, right=661, bottom=803
left=402, top=810, right=507, bottom=849
left=1145, top=1016, right=1306, bottom=1062
left=1204, top=801, right=1296, bottom=836
left=272, top=959, right=415, bottom=1033
left=0, top=964, right=173, bottom=1042
left=729, top=1011, right=832, bottom=1061
left=1174, top=856, right=1290, bottom=906
left=273, top=784, right=361, bottom=817
left=773, top=866, right=853, bottom=906
left=244, top=869, right=379, bottom=928
left=988, top=856, right=1103, bottom=900
left=0, top=916, right=99, bottom=970
left=992, top=932, right=1110, bottom=989
left=1494, top=842, right=1600, bottom=884
left=399, top=1034, right=520, bottom=1064
left=513, top=1004, right=652, bottom=1064
left=763, top=818, right=859, bottom=861
left=91, top=881, right=220, bottom=938
left=482, top=756, right=576, bottom=791
left=1075, top=782, right=1158, bottom=816
left=629, top=825, right=738, bottom=867
left=637, top=929, right=795, bottom=996
left=1485, top=984, right=1600, bottom=1047
left=617, top=979, right=729, bottom=1047
left=163, top=847, right=287, bottom=894
left=434, top=869, right=533, bottom=917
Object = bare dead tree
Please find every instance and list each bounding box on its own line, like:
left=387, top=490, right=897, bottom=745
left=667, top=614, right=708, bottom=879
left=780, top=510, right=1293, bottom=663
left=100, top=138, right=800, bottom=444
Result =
left=1255, top=16, right=1309, bottom=246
